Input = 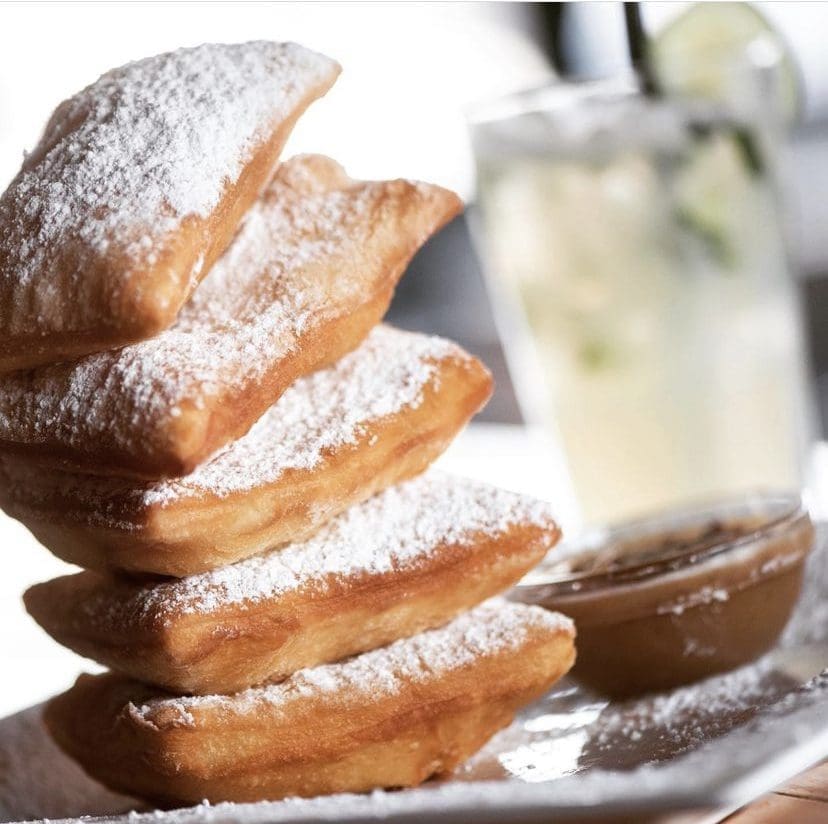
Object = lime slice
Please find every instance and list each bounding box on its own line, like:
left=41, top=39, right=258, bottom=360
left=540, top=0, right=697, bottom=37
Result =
left=651, top=2, right=801, bottom=125
left=673, top=129, right=756, bottom=269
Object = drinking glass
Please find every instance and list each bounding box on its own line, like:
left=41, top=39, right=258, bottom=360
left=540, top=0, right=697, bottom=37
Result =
left=469, top=71, right=813, bottom=526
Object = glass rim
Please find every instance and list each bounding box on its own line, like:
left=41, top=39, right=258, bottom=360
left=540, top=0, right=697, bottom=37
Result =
left=466, top=38, right=788, bottom=133
left=465, top=73, right=639, bottom=128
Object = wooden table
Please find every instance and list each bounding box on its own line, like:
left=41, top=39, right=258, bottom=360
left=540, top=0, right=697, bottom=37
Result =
left=725, top=761, right=828, bottom=823
left=623, top=763, right=828, bottom=823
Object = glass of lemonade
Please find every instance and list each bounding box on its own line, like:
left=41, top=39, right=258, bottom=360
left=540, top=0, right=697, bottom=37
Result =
left=469, top=73, right=813, bottom=526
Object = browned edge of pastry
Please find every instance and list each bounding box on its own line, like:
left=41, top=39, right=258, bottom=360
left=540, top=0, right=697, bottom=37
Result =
left=9, top=351, right=490, bottom=576
left=0, top=64, right=341, bottom=372
left=26, top=516, right=556, bottom=693
left=43, top=618, right=575, bottom=804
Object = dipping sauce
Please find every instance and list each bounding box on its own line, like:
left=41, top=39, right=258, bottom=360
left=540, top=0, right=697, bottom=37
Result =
left=512, top=494, right=814, bottom=697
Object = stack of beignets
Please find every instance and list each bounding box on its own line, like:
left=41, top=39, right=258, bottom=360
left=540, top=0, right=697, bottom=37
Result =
left=2, top=41, right=575, bottom=807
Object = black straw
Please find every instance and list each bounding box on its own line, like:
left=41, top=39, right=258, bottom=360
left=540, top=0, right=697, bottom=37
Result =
left=624, top=2, right=660, bottom=97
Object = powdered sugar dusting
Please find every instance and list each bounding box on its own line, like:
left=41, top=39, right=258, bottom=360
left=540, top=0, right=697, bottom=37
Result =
left=0, top=327, right=477, bottom=523
left=591, top=657, right=776, bottom=752
left=0, top=156, right=446, bottom=465
left=141, top=326, right=467, bottom=503
left=130, top=600, right=573, bottom=724
left=0, top=42, right=337, bottom=334
left=79, top=471, right=558, bottom=628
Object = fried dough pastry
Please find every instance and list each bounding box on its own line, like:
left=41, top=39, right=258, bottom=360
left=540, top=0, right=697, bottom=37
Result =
left=45, top=601, right=575, bottom=804
left=0, top=43, right=340, bottom=372
left=25, top=471, right=560, bottom=693
left=0, top=155, right=461, bottom=479
left=0, top=327, right=491, bottom=576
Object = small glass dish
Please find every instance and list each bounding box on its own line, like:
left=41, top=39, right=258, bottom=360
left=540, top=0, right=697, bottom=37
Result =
left=511, top=492, right=814, bottom=697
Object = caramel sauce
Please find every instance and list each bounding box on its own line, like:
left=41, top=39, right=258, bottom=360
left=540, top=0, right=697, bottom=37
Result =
left=514, top=501, right=814, bottom=697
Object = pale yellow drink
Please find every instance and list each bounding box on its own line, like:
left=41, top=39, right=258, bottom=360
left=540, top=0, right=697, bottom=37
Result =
left=473, top=89, right=810, bottom=525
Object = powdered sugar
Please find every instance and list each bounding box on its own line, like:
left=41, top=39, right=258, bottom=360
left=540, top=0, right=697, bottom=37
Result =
left=591, top=657, right=776, bottom=754
left=0, top=326, right=475, bottom=520
left=141, top=326, right=467, bottom=503
left=656, top=586, right=730, bottom=616
left=0, top=156, right=449, bottom=468
left=130, top=600, right=573, bottom=725
left=81, top=471, right=558, bottom=627
left=4, top=546, right=828, bottom=822
left=6, top=544, right=828, bottom=821
left=0, top=42, right=338, bottom=334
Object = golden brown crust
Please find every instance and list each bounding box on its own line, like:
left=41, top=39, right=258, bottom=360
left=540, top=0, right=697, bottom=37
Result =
left=0, top=157, right=462, bottom=480
left=25, top=519, right=555, bottom=694
left=44, top=606, right=575, bottom=804
left=1, top=342, right=491, bottom=576
left=0, top=45, right=340, bottom=372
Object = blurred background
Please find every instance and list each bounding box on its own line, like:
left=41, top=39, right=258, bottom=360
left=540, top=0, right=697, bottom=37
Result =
left=1, top=1, right=828, bottom=714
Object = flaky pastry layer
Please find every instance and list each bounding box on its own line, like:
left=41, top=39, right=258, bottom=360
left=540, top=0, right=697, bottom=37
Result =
left=0, top=43, right=340, bottom=371
left=44, top=601, right=576, bottom=805
left=0, top=155, right=461, bottom=478
left=26, top=472, right=560, bottom=693
left=1, top=327, right=491, bottom=576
